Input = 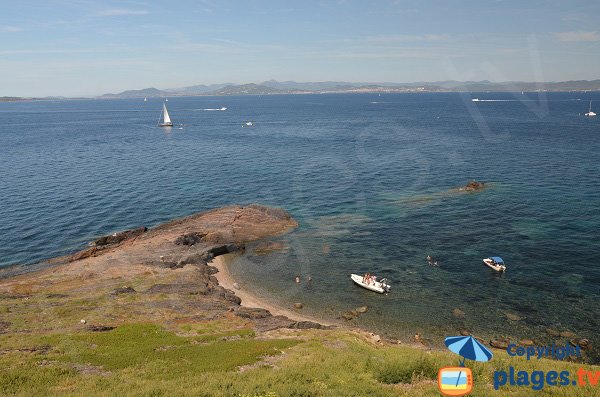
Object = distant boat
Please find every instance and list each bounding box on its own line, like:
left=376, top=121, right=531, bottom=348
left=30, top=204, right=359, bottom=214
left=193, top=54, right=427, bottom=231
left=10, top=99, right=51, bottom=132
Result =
left=472, top=98, right=480, bottom=102
left=158, top=103, right=173, bottom=127
left=483, top=257, right=506, bottom=272
left=165, top=97, right=169, bottom=102
left=220, top=107, right=227, bottom=111
left=144, top=97, right=147, bottom=102
left=244, top=121, right=253, bottom=126
left=585, top=100, right=596, bottom=117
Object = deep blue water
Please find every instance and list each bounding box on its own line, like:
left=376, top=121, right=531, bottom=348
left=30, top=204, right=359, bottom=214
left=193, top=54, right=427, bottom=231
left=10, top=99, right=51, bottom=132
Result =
left=1, top=93, right=599, bottom=357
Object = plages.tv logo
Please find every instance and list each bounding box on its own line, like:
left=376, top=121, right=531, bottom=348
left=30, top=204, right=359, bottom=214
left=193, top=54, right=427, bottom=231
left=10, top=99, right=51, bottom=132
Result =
left=438, top=335, right=494, bottom=396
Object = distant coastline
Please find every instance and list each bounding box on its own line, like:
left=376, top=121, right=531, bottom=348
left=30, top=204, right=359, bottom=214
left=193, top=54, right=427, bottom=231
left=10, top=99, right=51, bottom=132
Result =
left=4, top=79, right=600, bottom=101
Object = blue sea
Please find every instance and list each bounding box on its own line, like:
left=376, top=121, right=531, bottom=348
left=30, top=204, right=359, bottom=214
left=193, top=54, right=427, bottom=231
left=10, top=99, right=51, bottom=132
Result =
left=1, top=93, right=599, bottom=358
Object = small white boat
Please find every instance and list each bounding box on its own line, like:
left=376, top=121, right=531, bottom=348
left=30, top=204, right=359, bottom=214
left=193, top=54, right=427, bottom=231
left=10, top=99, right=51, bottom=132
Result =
left=483, top=257, right=506, bottom=272
left=584, top=100, right=596, bottom=117
left=472, top=98, right=480, bottom=102
left=220, top=107, right=227, bottom=111
left=244, top=121, right=253, bottom=126
left=144, top=97, right=147, bottom=102
left=158, top=102, right=173, bottom=127
left=350, top=274, right=390, bottom=294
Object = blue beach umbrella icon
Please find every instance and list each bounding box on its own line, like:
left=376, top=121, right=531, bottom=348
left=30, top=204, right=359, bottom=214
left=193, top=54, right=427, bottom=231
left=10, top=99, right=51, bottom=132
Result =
left=444, top=336, right=493, bottom=387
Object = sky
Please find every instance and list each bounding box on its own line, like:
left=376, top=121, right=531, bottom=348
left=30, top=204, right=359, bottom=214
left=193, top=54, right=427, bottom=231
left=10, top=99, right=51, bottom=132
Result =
left=1, top=0, right=600, bottom=97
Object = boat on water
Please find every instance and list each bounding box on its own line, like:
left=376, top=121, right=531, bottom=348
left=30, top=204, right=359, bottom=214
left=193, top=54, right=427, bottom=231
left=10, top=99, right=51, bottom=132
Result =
left=350, top=274, right=390, bottom=294
left=584, top=100, right=596, bottom=117
left=244, top=121, right=253, bottom=126
left=220, top=107, right=227, bottom=111
left=472, top=98, right=480, bottom=102
left=483, top=257, right=506, bottom=272
left=158, top=103, right=173, bottom=127
left=144, top=97, right=147, bottom=102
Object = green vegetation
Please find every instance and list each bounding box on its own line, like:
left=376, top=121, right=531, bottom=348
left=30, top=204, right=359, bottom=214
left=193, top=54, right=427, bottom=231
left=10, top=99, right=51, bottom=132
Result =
left=0, top=323, right=597, bottom=396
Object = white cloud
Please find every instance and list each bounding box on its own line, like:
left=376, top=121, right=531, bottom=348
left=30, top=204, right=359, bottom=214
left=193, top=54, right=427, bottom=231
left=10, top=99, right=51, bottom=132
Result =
left=363, top=34, right=450, bottom=43
left=96, top=8, right=149, bottom=17
left=555, top=31, right=600, bottom=42
left=1, top=26, right=23, bottom=32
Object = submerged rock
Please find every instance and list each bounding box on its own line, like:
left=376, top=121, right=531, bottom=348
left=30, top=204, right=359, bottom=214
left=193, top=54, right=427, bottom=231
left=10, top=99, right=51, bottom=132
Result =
left=253, top=241, right=290, bottom=256
left=294, top=303, right=303, bottom=309
left=356, top=306, right=368, bottom=314
left=453, top=308, right=466, bottom=318
left=504, top=312, right=525, bottom=321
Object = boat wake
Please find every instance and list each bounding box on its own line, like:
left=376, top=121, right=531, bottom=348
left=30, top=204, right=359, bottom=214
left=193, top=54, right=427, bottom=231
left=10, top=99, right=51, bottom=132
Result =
left=199, top=107, right=227, bottom=111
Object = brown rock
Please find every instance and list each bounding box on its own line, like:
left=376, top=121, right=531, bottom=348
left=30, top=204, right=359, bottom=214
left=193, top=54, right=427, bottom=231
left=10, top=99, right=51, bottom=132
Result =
left=490, top=338, right=510, bottom=349
left=294, top=303, right=303, bottom=309
left=520, top=339, right=535, bottom=346
left=453, top=308, right=466, bottom=318
left=546, top=328, right=560, bottom=337
left=504, top=312, right=525, bottom=321
left=111, top=286, right=136, bottom=295
left=174, top=232, right=206, bottom=246
left=356, top=306, right=368, bottom=313
left=560, top=331, right=576, bottom=338
left=87, top=325, right=115, bottom=332
left=94, top=227, right=147, bottom=246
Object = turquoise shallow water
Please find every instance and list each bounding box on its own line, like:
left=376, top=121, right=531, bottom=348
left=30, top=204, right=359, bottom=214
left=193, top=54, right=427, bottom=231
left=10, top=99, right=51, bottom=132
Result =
left=1, top=93, right=599, bottom=360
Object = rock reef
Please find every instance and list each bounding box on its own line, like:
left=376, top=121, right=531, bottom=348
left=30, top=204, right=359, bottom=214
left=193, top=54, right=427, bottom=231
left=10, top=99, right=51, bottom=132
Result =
left=0, top=204, right=329, bottom=335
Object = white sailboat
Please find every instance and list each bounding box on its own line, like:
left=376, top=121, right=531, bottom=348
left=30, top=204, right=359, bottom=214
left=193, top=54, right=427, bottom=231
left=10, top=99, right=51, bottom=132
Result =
left=144, top=97, right=147, bottom=102
left=585, top=100, right=596, bottom=117
left=158, top=103, right=173, bottom=127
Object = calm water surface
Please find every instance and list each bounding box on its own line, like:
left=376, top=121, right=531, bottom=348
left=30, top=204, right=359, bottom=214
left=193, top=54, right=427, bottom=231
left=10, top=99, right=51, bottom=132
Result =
left=1, top=93, right=599, bottom=360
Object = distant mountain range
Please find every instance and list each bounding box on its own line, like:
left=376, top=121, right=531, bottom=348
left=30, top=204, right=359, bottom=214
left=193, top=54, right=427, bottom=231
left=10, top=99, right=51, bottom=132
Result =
left=97, top=79, right=600, bottom=98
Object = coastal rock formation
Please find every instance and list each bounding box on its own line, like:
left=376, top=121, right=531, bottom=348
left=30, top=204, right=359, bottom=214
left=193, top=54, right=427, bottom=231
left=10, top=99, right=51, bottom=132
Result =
left=0, top=205, right=313, bottom=338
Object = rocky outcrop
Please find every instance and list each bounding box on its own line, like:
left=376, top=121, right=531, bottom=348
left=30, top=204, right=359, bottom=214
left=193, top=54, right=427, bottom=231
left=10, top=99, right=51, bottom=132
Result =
left=94, top=227, right=147, bottom=246
left=0, top=205, right=330, bottom=340
left=459, top=180, right=486, bottom=192
left=174, top=232, right=206, bottom=246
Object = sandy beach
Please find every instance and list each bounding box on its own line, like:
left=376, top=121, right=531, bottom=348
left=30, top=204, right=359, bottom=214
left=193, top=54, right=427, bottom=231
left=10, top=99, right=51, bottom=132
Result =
left=211, top=254, right=335, bottom=326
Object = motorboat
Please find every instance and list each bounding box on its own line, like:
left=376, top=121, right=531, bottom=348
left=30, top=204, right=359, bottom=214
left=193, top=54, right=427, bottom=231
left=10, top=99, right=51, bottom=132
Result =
left=471, top=98, right=480, bottom=102
left=350, top=274, right=391, bottom=293
left=483, top=257, right=506, bottom=272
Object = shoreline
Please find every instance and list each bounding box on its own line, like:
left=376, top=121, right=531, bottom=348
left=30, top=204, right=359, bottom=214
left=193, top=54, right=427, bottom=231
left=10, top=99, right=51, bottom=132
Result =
left=211, top=254, right=336, bottom=326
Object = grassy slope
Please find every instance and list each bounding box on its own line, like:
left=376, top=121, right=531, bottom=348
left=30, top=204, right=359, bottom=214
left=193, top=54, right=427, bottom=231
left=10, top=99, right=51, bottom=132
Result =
left=1, top=321, right=598, bottom=397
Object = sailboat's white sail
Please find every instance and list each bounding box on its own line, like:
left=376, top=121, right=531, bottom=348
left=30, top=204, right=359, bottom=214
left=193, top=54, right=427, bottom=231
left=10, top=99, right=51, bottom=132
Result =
left=585, top=100, right=597, bottom=117
left=162, top=103, right=171, bottom=124
left=158, top=103, right=174, bottom=127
